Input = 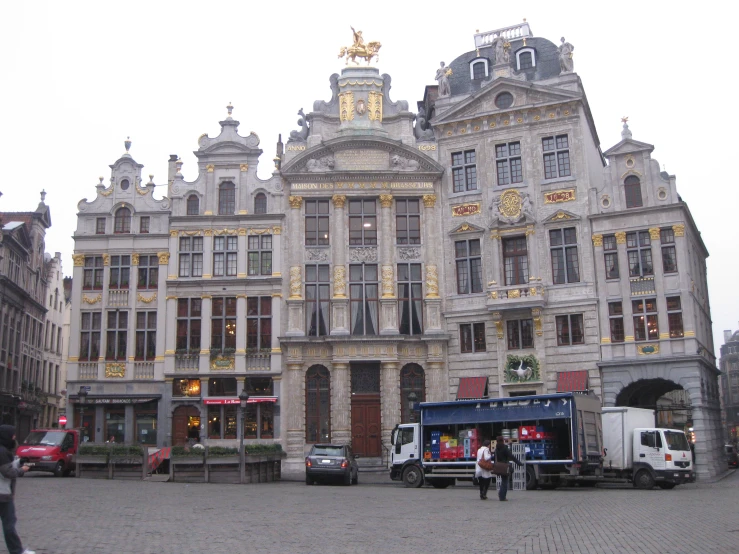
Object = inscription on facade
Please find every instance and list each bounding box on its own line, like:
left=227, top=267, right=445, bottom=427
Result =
left=291, top=182, right=434, bottom=190
left=287, top=144, right=306, bottom=151
left=335, top=149, right=389, bottom=171
left=544, top=189, right=576, bottom=204
left=452, top=202, right=481, bottom=217
left=418, top=144, right=437, bottom=151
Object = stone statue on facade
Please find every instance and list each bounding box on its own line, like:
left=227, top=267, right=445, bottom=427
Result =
left=435, top=62, right=452, bottom=97
left=558, top=37, right=574, bottom=73
left=289, top=108, right=309, bottom=141
left=493, top=35, right=510, bottom=65
left=414, top=106, right=435, bottom=141
left=306, top=155, right=335, bottom=172
left=338, top=27, right=381, bottom=65
left=391, top=154, right=420, bottom=172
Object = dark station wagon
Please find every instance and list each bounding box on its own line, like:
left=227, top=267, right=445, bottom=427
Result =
left=305, top=444, right=359, bottom=486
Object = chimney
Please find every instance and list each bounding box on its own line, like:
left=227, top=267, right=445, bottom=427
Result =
left=725, top=330, right=733, bottom=343
left=168, top=154, right=179, bottom=183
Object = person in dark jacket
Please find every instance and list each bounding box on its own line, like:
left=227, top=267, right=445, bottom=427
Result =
left=494, top=436, right=523, bottom=501
left=0, top=425, right=34, bottom=554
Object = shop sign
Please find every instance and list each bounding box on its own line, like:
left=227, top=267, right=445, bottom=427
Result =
left=204, top=397, right=278, bottom=405
left=451, top=202, right=481, bottom=217
left=90, top=397, right=159, bottom=404
left=544, top=189, right=576, bottom=204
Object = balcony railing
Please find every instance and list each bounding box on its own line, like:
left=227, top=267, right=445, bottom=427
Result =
left=108, top=289, right=129, bottom=307
left=246, top=352, right=271, bottom=371
left=486, top=283, right=546, bottom=310
left=79, top=363, right=99, bottom=380
left=630, top=276, right=655, bottom=296
left=134, top=362, right=155, bottom=379
left=175, top=354, right=200, bottom=372
left=474, top=22, right=532, bottom=48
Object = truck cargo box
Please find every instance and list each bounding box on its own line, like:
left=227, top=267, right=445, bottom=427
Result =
left=602, top=407, right=655, bottom=470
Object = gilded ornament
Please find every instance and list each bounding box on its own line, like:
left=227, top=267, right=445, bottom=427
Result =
left=99, top=187, right=113, bottom=197
left=672, top=224, right=685, bottom=237
left=137, top=293, right=157, bottom=304
left=379, top=194, right=393, bottom=208
left=368, top=91, right=383, bottom=122
left=289, top=266, right=302, bottom=299
left=206, top=164, right=215, bottom=173
left=615, top=231, right=626, bottom=244
left=135, top=185, right=149, bottom=196
left=333, top=265, right=347, bottom=298
left=338, top=28, right=382, bottom=65
left=288, top=196, right=303, bottom=209
left=339, top=92, right=355, bottom=122
left=249, top=228, right=271, bottom=235
left=422, top=194, right=437, bottom=208
left=499, top=189, right=523, bottom=220
left=530, top=287, right=538, bottom=296
left=272, top=226, right=282, bottom=235
left=381, top=265, right=395, bottom=298
left=503, top=120, right=510, bottom=126
left=169, top=230, right=179, bottom=238
left=534, top=115, right=541, bottom=121
left=508, top=289, right=521, bottom=299
left=601, top=338, right=611, bottom=344
left=165, top=295, right=177, bottom=300
left=131, top=253, right=140, bottom=266
left=648, top=227, right=660, bottom=240
left=157, top=252, right=170, bottom=264
left=637, top=344, right=660, bottom=355
left=102, top=254, right=110, bottom=266
left=72, top=254, right=86, bottom=267
left=548, top=113, right=555, bottom=119
left=564, top=110, right=570, bottom=116
left=490, top=291, right=498, bottom=300
left=525, top=225, right=535, bottom=237
left=105, top=363, right=126, bottom=378
left=332, top=194, right=347, bottom=208
left=474, top=126, right=480, bottom=132
left=551, top=211, right=573, bottom=220
left=532, top=308, right=543, bottom=336
left=201, top=294, right=212, bottom=299
left=240, top=164, right=248, bottom=172
left=592, top=234, right=603, bottom=247
left=494, top=319, right=504, bottom=339
left=425, top=265, right=439, bottom=298
left=81, top=294, right=102, bottom=305
left=238, top=228, right=247, bottom=236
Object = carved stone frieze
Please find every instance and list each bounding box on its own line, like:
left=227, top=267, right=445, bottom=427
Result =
left=397, top=247, right=421, bottom=260
left=349, top=247, right=378, bottom=262
left=305, top=249, right=330, bottom=262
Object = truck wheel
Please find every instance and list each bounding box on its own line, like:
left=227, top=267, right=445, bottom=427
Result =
left=634, top=469, right=655, bottom=490
left=402, top=465, right=424, bottom=488
left=53, top=461, right=64, bottom=477
left=525, top=466, right=538, bottom=490
left=657, top=482, right=676, bottom=490
left=430, top=479, right=452, bottom=489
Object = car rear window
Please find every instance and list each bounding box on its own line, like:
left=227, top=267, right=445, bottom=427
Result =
left=312, top=446, right=344, bottom=456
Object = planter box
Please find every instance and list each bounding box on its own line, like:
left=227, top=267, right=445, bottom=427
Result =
left=170, top=456, right=206, bottom=483
left=110, top=455, right=146, bottom=480
left=76, top=456, right=109, bottom=479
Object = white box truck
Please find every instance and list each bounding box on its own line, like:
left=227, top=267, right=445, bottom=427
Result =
left=602, top=407, right=694, bottom=489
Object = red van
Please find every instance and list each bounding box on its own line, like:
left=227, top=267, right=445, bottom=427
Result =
left=16, top=429, right=80, bottom=477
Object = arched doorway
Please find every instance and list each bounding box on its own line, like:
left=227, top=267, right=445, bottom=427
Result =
left=615, top=378, right=693, bottom=430
left=305, top=365, right=331, bottom=444
left=172, top=405, right=201, bottom=446
left=400, top=364, right=425, bottom=424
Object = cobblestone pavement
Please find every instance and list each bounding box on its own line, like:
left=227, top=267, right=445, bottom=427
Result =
left=7, top=469, right=738, bottom=554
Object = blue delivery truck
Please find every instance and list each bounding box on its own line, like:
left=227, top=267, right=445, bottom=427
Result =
left=390, top=392, right=604, bottom=489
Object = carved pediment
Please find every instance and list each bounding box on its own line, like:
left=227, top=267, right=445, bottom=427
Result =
left=603, top=138, right=655, bottom=157
left=543, top=209, right=580, bottom=223
left=449, top=222, right=485, bottom=235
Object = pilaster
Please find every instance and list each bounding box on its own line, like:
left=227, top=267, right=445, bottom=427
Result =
left=331, top=362, right=351, bottom=446
left=381, top=360, right=400, bottom=449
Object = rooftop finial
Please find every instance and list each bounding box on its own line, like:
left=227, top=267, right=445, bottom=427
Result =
left=621, top=116, right=632, bottom=139
left=148, top=175, right=154, bottom=185
left=40, top=189, right=47, bottom=203
left=124, top=136, right=132, bottom=153
left=227, top=102, right=233, bottom=117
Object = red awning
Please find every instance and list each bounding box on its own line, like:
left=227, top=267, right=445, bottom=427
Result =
left=456, top=377, right=488, bottom=400
left=556, top=371, right=589, bottom=393
left=203, top=397, right=278, bottom=405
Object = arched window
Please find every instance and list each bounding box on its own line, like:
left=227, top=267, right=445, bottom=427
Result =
left=305, top=365, right=331, bottom=443
left=114, top=207, right=131, bottom=234
left=187, top=195, right=199, bottom=216
left=469, top=58, right=489, bottom=80
left=218, top=182, right=235, bottom=215
left=400, top=364, right=425, bottom=423
left=254, top=193, right=267, bottom=214
left=624, top=175, right=643, bottom=208
left=516, top=48, right=536, bottom=70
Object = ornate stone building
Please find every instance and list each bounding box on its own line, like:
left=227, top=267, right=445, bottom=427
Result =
left=720, top=328, right=739, bottom=444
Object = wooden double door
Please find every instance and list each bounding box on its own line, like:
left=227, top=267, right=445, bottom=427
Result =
left=172, top=405, right=201, bottom=446
left=350, top=363, right=382, bottom=457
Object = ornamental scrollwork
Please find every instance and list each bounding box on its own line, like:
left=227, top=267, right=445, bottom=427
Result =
left=591, top=234, right=603, bottom=247
left=305, top=249, right=330, bottom=262
left=158, top=252, right=170, bottom=265
left=288, top=196, right=303, bottom=209
left=425, top=265, right=439, bottom=298
left=381, top=265, right=394, bottom=298
left=72, top=254, right=86, bottom=267
left=332, top=195, right=347, bottom=209
left=289, top=266, right=302, bottom=299
left=137, top=293, right=157, bottom=304
left=349, top=247, right=378, bottom=263
left=397, top=247, right=420, bottom=260
left=81, top=294, right=102, bottom=305
left=422, top=194, right=437, bottom=208
left=333, top=266, right=347, bottom=298
left=379, top=194, right=393, bottom=208
left=105, top=363, right=126, bottom=378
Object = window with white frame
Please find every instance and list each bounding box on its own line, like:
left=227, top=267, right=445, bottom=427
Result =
left=213, top=236, right=237, bottom=277
left=496, top=142, right=523, bottom=186
left=247, top=235, right=272, bottom=276
left=470, top=59, right=488, bottom=79
left=178, top=237, right=203, bottom=278
left=542, top=135, right=571, bottom=179
left=516, top=48, right=536, bottom=70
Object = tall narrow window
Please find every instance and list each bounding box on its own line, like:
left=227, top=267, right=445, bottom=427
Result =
left=503, top=236, right=529, bottom=285
left=247, top=297, right=272, bottom=351
left=79, top=312, right=101, bottom=361
left=556, top=314, right=584, bottom=346
left=667, top=296, right=684, bottom=338
left=400, top=364, right=425, bottom=423
left=398, top=263, right=423, bottom=335
left=661, top=228, right=678, bottom=273
left=627, top=231, right=653, bottom=277
left=349, top=264, right=379, bottom=336
left=452, top=150, right=477, bottom=192
left=83, top=256, right=104, bottom=290
left=247, top=235, right=272, bottom=276
left=105, top=310, right=128, bottom=361
left=624, top=176, right=643, bottom=208
left=396, top=199, right=420, bottom=245
left=542, top=135, right=571, bottom=179
left=135, top=311, right=156, bottom=360
left=550, top=228, right=580, bottom=284
left=305, top=265, right=330, bottom=337
left=178, top=237, right=203, bottom=278
left=507, top=319, right=534, bottom=349
left=306, top=365, right=331, bottom=443
left=176, top=298, right=201, bottom=351
left=609, top=302, right=624, bottom=343
left=471, top=61, right=486, bottom=79
left=305, top=199, right=329, bottom=246
left=139, top=216, right=150, bottom=234
left=603, top=235, right=619, bottom=279
left=114, top=207, right=131, bottom=234
left=96, top=218, right=106, bottom=235
left=211, top=297, right=237, bottom=353
left=186, top=195, right=199, bottom=216
left=460, top=323, right=486, bottom=353
left=218, top=182, right=236, bottom=215
left=254, top=193, right=267, bottom=214
left=137, top=255, right=159, bottom=290
left=349, top=199, right=377, bottom=245
left=213, top=236, right=238, bottom=277
left=455, top=239, right=482, bottom=294
left=518, top=51, right=533, bottom=69
left=495, top=142, right=523, bottom=186
left=109, top=255, right=130, bottom=289
left=632, top=298, right=658, bottom=341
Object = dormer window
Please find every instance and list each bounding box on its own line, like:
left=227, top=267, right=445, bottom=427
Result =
left=187, top=195, right=199, bottom=216
left=254, top=193, right=267, bottom=214
left=469, top=59, right=489, bottom=80
left=516, top=48, right=536, bottom=70
left=218, top=182, right=235, bottom=215
left=114, top=207, right=131, bottom=234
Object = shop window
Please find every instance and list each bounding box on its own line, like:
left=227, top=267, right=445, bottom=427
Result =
left=173, top=378, right=201, bottom=397
left=208, top=377, right=237, bottom=396
left=208, top=405, right=237, bottom=440
left=245, top=403, right=274, bottom=439
left=245, top=377, right=274, bottom=396
left=104, top=406, right=125, bottom=444
left=135, top=401, right=158, bottom=445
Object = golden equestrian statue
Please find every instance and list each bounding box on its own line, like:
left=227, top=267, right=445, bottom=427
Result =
left=338, top=26, right=381, bottom=65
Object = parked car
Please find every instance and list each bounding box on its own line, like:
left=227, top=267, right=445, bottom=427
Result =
left=726, top=444, right=739, bottom=469
left=16, top=429, right=80, bottom=477
left=305, top=444, right=359, bottom=486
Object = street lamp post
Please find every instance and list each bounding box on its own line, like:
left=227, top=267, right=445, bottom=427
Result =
left=239, top=389, right=250, bottom=484
left=78, top=386, right=88, bottom=442
left=408, top=391, right=418, bottom=423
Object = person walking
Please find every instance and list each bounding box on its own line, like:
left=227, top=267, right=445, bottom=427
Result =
left=494, top=436, right=523, bottom=502
left=0, top=425, right=35, bottom=554
left=475, top=439, right=493, bottom=500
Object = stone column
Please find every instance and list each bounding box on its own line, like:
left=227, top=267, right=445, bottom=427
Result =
left=237, top=228, right=248, bottom=278
left=204, top=165, right=215, bottom=215
left=331, top=194, right=349, bottom=335
left=426, top=360, right=446, bottom=403
left=270, top=293, right=283, bottom=372
left=286, top=196, right=304, bottom=337
left=164, top=295, right=177, bottom=373
left=422, top=194, right=443, bottom=333
left=238, top=163, right=249, bottom=214
left=202, top=230, right=213, bottom=280
left=286, top=357, right=306, bottom=467
left=331, top=362, right=351, bottom=446
left=488, top=230, right=502, bottom=286
left=200, top=295, right=212, bottom=370
left=648, top=227, right=668, bottom=343
left=235, top=294, right=247, bottom=371
left=381, top=360, right=400, bottom=454
left=525, top=224, right=539, bottom=282
left=271, top=226, right=282, bottom=277
left=379, top=194, right=398, bottom=335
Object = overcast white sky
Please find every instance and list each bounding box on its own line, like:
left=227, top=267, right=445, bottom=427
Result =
left=1, top=1, right=737, bottom=354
